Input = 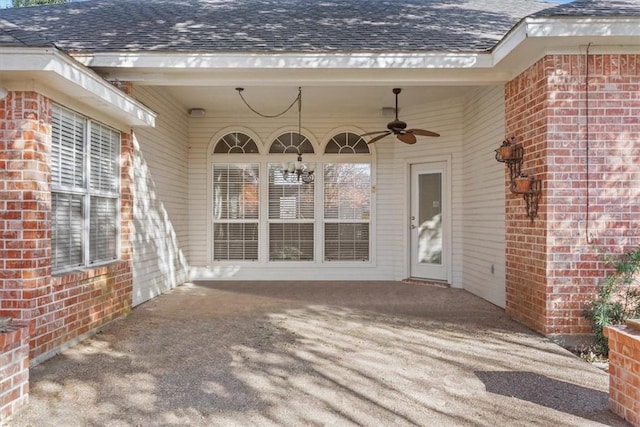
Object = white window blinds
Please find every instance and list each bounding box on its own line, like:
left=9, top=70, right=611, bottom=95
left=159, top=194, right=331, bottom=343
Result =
left=90, top=123, right=119, bottom=194
left=52, top=105, right=85, bottom=190
left=212, top=164, right=260, bottom=261
left=51, top=104, right=120, bottom=271
left=323, top=163, right=371, bottom=261
left=268, top=164, right=314, bottom=261
left=52, top=193, right=84, bottom=270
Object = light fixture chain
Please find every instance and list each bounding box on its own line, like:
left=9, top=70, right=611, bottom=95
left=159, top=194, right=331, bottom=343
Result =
left=236, top=87, right=300, bottom=118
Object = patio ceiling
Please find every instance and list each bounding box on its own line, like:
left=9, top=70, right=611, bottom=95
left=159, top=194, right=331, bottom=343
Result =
left=160, top=84, right=479, bottom=116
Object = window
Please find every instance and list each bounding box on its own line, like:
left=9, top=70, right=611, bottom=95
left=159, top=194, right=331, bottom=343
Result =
left=323, top=133, right=371, bottom=261
left=51, top=104, right=120, bottom=271
left=268, top=132, right=315, bottom=261
left=211, top=132, right=260, bottom=261
left=209, top=129, right=372, bottom=265
left=212, top=164, right=260, bottom=261
left=213, top=132, right=259, bottom=154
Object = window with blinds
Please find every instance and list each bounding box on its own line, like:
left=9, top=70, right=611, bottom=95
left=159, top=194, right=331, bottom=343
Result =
left=324, top=163, right=371, bottom=261
left=323, top=133, right=371, bottom=261
left=212, top=163, right=260, bottom=261
left=208, top=130, right=373, bottom=265
left=268, top=164, right=314, bottom=261
left=51, top=104, right=120, bottom=271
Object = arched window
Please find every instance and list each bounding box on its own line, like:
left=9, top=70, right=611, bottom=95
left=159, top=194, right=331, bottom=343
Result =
left=211, top=132, right=260, bottom=261
left=323, top=132, right=371, bottom=262
left=268, top=131, right=315, bottom=261
left=214, top=132, right=259, bottom=154
left=324, top=132, right=370, bottom=154
left=269, top=132, right=314, bottom=154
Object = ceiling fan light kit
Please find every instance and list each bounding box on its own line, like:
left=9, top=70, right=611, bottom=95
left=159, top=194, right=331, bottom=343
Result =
left=362, top=88, right=440, bottom=145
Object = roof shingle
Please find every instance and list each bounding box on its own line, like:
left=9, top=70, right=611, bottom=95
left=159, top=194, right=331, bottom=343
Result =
left=0, top=0, right=638, bottom=53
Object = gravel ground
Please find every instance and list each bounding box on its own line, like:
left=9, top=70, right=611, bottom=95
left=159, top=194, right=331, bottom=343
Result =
left=3, top=281, right=630, bottom=427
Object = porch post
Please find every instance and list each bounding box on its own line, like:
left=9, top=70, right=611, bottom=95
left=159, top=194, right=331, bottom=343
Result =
left=0, top=91, right=52, bottom=419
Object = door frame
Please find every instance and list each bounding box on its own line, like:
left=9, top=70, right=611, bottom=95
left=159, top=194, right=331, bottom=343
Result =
left=405, top=156, right=452, bottom=283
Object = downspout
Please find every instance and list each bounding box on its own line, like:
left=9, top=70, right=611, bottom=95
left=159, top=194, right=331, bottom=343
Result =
left=585, top=43, right=594, bottom=244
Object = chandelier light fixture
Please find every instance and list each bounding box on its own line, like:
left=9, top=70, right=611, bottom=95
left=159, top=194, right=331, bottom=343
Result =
left=282, top=153, right=315, bottom=183
left=236, top=86, right=314, bottom=184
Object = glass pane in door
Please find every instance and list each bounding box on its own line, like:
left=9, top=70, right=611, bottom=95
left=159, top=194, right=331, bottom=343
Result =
left=418, top=172, right=442, bottom=265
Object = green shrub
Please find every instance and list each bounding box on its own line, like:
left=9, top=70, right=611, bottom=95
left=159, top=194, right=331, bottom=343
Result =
left=584, top=246, right=640, bottom=356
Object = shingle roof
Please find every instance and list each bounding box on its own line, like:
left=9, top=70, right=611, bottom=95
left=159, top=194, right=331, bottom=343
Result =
left=0, top=0, right=638, bottom=53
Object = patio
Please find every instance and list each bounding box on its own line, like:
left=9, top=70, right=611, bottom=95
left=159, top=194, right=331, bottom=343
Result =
left=3, top=281, right=627, bottom=426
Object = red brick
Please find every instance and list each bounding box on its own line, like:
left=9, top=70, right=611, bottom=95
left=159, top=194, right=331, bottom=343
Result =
left=505, top=55, right=640, bottom=336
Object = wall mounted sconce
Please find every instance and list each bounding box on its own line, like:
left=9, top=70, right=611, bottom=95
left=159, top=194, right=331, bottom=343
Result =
left=495, top=137, right=541, bottom=221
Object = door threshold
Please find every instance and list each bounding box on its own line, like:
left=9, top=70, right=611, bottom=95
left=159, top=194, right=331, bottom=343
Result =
left=402, top=278, right=450, bottom=288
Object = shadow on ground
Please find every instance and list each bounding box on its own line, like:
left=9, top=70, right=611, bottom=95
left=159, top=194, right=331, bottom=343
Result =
left=4, top=281, right=629, bottom=427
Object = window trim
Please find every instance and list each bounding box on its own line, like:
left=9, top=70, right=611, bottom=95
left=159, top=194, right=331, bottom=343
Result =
left=207, top=127, right=376, bottom=268
left=51, top=104, right=121, bottom=274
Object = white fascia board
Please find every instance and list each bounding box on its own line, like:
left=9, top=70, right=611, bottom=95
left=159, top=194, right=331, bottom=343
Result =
left=525, top=17, right=640, bottom=38
left=0, top=47, right=156, bottom=128
left=75, top=51, right=494, bottom=71
left=493, top=17, right=640, bottom=66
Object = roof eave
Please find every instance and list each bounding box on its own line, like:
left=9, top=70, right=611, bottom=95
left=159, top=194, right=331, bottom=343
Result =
left=0, top=46, right=156, bottom=128
left=493, top=16, right=640, bottom=75
left=70, top=50, right=511, bottom=86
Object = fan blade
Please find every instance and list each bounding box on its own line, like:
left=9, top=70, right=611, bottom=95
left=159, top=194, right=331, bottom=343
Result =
left=361, top=130, right=389, bottom=137
left=397, top=132, right=417, bottom=144
left=367, top=132, right=392, bottom=144
left=407, top=129, right=440, bottom=137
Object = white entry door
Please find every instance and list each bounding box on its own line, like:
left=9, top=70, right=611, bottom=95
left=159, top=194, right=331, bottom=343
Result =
left=410, top=162, right=449, bottom=281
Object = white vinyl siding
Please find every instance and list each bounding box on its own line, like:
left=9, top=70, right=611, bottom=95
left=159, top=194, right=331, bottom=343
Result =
left=190, top=101, right=466, bottom=282
left=51, top=104, right=120, bottom=272
left=461, top=86, right=507, bottom=307
left=131, top=86, right=190, bottom=306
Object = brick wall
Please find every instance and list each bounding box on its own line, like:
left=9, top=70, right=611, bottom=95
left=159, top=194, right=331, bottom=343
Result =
left=0, top=91, right=51, bottom=341
left=605, top=324, right=640, bottom=427
left=0, top=91, right=134, bottom=362
left=0, top=321, right=29, bottom=421
left=505, top=55, right=640, bottom=340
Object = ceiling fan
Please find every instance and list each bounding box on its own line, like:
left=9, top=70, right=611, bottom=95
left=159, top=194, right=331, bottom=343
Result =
left=362, top=88, right=440, bottom=144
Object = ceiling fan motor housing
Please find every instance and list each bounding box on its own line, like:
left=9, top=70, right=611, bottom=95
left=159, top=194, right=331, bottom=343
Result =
left=387, top=119, right=407, bottom=132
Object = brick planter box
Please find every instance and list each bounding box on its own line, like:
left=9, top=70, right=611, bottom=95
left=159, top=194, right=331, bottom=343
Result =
left=0, top=319, right=30, bottom=421
left=605, top=321, right=640, bottom=427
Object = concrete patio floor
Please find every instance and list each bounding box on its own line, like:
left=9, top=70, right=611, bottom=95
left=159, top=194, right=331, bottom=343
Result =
left=3, top=281, right=629, bottom=426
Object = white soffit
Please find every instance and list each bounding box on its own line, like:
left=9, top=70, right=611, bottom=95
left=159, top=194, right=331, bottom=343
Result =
left=0, top=47, right=156, bottom=128
left=74, top=52, right=506, bottom=86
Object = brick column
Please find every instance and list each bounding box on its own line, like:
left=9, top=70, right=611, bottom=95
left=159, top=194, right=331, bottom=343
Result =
left=605, top=323, right=640, bottom=427
left=0, top=321, right=29, bottom=420
left=505, top=55, right=640, bottom=343
left=0, top=91, right=50, bottom=419
left=0, top=91, right=52, bottom=340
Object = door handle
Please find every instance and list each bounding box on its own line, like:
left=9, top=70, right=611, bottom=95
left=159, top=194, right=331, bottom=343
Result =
left=410, top=224, right=416, bottom=229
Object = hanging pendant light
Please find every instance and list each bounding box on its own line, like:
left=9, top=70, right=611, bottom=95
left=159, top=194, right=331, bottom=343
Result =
left=283, top=87, right=314, bottom=183
left=236, top=86, right=314, bottom=184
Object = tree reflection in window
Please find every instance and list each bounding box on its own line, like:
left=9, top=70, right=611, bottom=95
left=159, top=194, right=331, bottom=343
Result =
left=324, top=132, right=370, bottom=154
left=323, top=132, right=371, bottom=262
left=269, top=132, right=314, bottom=154
left=214, top=132, right=259, bottom=154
